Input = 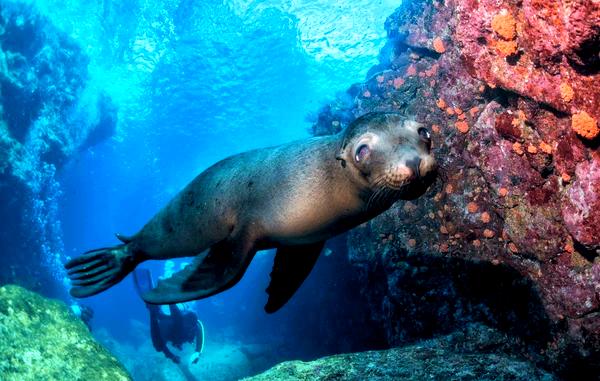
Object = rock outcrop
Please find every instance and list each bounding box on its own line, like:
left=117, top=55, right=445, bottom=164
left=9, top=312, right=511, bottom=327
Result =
left=311, top=0, right=600, bottom=379
left=245, top=324, right=557, bottom=381
left=0, top=285, right=130, bottom=380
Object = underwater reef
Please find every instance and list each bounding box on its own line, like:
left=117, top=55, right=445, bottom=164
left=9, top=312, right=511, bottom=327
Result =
left=0, top=285, right=130, bottom=380
left=312, top=0, right=600, bottom=379
left=0, top=3, right=117, bottom=297
left=246, top=324, right=557, bottom=381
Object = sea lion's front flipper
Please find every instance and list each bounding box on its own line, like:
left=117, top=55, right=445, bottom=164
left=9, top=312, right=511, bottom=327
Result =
left=264, top=241, right=325, bottom=314
left=142, top=241, right=253, bottom=304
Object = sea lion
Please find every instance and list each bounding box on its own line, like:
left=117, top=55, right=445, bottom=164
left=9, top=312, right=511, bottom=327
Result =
left=65, top=112, right=436, bottom=313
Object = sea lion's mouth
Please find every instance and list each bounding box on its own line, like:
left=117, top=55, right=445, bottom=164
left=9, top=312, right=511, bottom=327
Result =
left=381, top=167, right=418, bottom=190
left=365, top=173, right=412, bottom=209
left=366, top=164, right=437, bottom=208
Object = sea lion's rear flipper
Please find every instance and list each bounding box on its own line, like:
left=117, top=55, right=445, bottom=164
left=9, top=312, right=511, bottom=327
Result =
left=142, top=241, right=253, bottom=304
left=264, top=241, right=325, bottom=314
left=65, top=245, right=137, bottom=298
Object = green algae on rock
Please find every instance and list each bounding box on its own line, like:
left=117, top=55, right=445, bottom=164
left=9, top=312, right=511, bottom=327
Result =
left=0, top=285, right=130, bottom=381
left=244, top=325, right=558, bottom=381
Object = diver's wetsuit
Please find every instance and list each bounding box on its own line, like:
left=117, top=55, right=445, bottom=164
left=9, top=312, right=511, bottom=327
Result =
left=133, top=269, right=204, bottom=364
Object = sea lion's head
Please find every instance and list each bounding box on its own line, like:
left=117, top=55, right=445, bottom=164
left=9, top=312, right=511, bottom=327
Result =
left=337, top=112, right=437, bottom=203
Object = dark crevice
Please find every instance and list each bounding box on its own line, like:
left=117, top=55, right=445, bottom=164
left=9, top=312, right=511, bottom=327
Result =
left=506, top=51, right=523, bottom=66
left=568, top=27, right=600, bottom=76
left=573, top=240, right=599, bottom=263
left=397, top=41, right=442, bottom=60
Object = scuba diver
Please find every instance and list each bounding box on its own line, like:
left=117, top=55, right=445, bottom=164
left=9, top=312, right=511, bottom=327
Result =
left=70, top=303, right=94, bottom=331
left=133, top=265, right=205, bottom=366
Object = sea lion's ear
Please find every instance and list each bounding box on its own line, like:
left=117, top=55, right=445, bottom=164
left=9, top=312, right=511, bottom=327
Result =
left=335, top=153, right=346, bottom=168
left=336, top=140, right=348, bottom=168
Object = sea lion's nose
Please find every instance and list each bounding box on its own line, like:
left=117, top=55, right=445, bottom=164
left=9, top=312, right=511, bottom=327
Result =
left=405, top=157, right=421, bottom=178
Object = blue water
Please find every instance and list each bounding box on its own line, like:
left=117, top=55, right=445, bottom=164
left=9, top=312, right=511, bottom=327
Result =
left=15, top=0, right=400, bottom=378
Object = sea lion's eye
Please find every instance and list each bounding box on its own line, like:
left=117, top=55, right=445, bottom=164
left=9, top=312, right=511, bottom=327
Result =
left=354, top=144, right=370, bottom=163
left=418, top=127, right=431, bottom=141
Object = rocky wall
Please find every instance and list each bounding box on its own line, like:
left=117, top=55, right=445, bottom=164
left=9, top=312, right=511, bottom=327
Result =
left=0, top=3, right=117, bottom=297
left=312, top=0, right=600, bottom=379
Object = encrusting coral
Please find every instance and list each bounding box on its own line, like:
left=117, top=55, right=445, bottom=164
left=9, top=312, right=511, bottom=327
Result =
left=571, top=111, right=599, bottom=140
left=491, top=11, right=517, bottom=40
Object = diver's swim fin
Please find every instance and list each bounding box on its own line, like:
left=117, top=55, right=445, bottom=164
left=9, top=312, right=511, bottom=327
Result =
left=142, top=240, right=253, bottom=305
left=65, top=244, right=137, bottom=298
left=264, top=241, right=324, bottom=313
left=132, top=268, right=155, bottom=297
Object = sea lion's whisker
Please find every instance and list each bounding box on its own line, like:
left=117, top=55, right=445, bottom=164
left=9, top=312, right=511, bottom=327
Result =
left=366, top=176, right=388, bottom=210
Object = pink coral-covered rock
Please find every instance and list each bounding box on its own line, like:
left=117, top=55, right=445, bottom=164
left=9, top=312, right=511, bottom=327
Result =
left=563, top=157, right=600, bottom=249
left=454, top=0, right=600, bottom=121
left=314, top=0, right=600, bottom=377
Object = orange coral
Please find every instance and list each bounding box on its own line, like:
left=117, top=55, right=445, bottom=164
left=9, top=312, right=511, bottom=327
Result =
left=393, top=77, right=404, bottom=89
left=527, top=144, right=538, bottom=154
left=467, top=202, right=479, bottom=213
left=406, top=65, right=417, bottom=76
left=491, top=11, right=517, bottom=40
left=512, top=142, right=524, bottom=155
left=363, top=90, right=371, bottom=98
left=494, top=40, right=518, bottom=57
left=431, top=124, right=440, bottom=133
left=508, top=242, right=519, bottom=253
left=455, top=121, right=469, bottom=133
left=560, top=83, right=574, bottom=102
left=433, top=37, right=446, bottom=53
left=498, top=187, right=508, bottom=197
left=572, top=111, right=599, bottom=139
left=483, top=229, right=495, bottom=238
left=480, top=212, right=491, bottom=223
left=561, top=173, right=571, bottom=183
left=408, top=239, right=417, bottom=247
left=539, top=141, right=552, bottom=154
left=426, top=64, right=439, bottom=77
left=469, top=107, right=479, bottom=117
left=445, top=184, right=454, bottom=194
left=437, top=98, right=447, bottom=109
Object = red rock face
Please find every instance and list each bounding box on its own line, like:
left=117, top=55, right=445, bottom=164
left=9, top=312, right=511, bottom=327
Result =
left=314, top=0, right=600, bottom=377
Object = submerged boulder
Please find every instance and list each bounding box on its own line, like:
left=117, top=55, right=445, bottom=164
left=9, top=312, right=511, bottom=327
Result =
left=245, top=324, right=557, bottom=381
left=0, top=285, right=130, bottom=380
